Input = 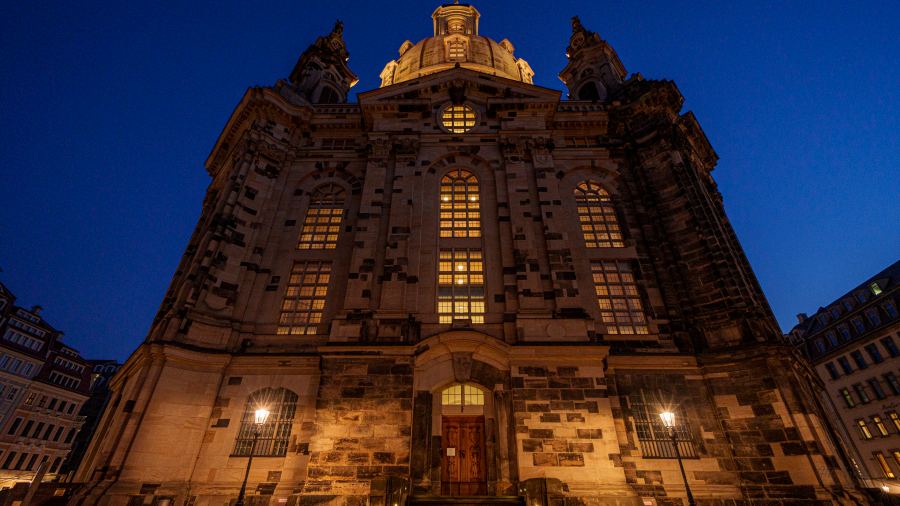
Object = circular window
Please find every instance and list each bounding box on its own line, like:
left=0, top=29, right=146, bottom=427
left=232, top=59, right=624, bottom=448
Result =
left=441, top=104, right=476, bottom=133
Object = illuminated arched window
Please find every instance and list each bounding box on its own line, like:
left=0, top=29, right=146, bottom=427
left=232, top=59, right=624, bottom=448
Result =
left=232, top=388, right=298, bottom=457
left=441, top=383, right=484, bottom=407
left=574, top=181, right=624, bottom=248
left=440, top=169, right=480, bottom=238
left=298, top=183, right=346, bottom=250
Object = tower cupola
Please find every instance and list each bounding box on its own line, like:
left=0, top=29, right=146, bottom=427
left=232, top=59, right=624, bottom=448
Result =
left=559, top=16, right=626, bottom=101
left=289, top=20, right=359, bottom=104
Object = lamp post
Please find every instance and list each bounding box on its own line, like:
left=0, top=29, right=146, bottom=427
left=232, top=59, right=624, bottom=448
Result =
left=236, top=408, right=270, bottom=506
left=659, top=411, right=695, bottom=506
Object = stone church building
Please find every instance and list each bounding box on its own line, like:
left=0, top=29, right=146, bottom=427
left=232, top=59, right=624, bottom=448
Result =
left=74, top=4, right=864, bottom=505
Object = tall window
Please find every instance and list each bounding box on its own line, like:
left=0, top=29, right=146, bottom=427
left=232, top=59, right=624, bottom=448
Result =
left=440, top=170, right=481, bottom=238
left=298, top=184, right=345, bottom=250
left=875, top=452, right=895, bottom=478
left=574, top=181, right=623, bottom=248
left=629, top=390, right=696, bottom=459
left=277, top=262, right=331, bottom=335
left=857, top=419, right=874, bottom=440
left=438, top=249, right=484, bottom=324
left=591, top=261, right=648, bottom=334
left=232, top=388, right=298, bottom=457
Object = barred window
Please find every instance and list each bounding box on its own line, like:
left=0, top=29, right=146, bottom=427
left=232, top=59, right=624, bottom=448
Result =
left=298, top=184, right=345, bottom=250
left=277, top=262, right=331, bottom=335
left=438, top=249, right=484, bottom=324
left=232, top=388, right=298, bottom=457
left=574, top=181, right=624, bottom=248
left=591, top=262, right=648, bottom=335
left=441, top=105, right=476, bottom=134
left=440, top=170, right=481, bottom=238
left=629, top=390, right=696, bottom=459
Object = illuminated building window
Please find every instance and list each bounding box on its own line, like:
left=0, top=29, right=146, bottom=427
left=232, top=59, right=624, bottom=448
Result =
left=440, top=169, right=480, bottom=238
left=448, top=41, right=466, bottom=60
left=277, top=262, right=331, bottom=335
left=298, top=184, right=345, bottom=250
left=875, top=452, right=895, bottom=478
left=574, top=181, right=624, bottom=248
left=873, top=415, right=890, bottom=436
left=592, top=261, right=648, bottom=335
left=441, top=105, right=476, bottom=133
left=857, top=419, right=874, bottom=440
left=871, top=282, right=883, bottom=296
left=232, top=388, right=298, bottom=457
left=840, top=388, right=855, bottom=408
left=438, top=249, right=484, bottom=324
left=890, top=412, right=900, bottom=432
left=441, top=384, right=484, bottom=407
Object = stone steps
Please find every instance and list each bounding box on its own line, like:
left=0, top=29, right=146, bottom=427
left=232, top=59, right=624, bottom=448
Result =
left=408, top=496, right=525, bottom=506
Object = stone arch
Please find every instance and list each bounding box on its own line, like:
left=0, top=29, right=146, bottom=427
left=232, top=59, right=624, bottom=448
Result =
left=409, top=332, right=516, bottom=497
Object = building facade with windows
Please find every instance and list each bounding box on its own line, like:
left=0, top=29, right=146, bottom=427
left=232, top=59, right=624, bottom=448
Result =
left=792, top=259, right=900, bottom=492
left=0, top=282, right=91, bottom=488
left=74, top=4, right=862, bottom=505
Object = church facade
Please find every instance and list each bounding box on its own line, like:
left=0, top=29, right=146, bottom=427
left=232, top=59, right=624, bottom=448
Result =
left=74, top=4, right=864, bottom=505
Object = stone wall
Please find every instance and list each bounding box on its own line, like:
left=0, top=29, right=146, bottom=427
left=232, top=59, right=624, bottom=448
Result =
left=302, top=356, right=414, bottom=505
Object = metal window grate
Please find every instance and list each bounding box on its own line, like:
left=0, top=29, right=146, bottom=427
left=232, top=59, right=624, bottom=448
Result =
left=232, top=388, right=298, bottom=457
left=629, top=390, right=697, bottom=459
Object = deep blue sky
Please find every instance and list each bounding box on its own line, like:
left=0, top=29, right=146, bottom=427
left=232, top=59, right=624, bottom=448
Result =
left=1, top=1, right=897, bottom=361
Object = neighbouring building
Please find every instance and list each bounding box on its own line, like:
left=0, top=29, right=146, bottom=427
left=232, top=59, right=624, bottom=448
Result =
left=73, top=4, right=865, bottom=505
left=59, top=359, right=122, bottom=480
left=0, top=281, right=91, bottom=488
left=792, top=259, right=900, bottom=492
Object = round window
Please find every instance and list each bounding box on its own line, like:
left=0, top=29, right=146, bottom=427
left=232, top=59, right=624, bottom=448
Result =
left=441, top=104, right=476, bottom=133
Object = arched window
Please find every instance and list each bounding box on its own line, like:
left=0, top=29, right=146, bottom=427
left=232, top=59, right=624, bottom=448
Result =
left=440, top=170, right=480, bottom=238
left=232, top=388, right=298, bottom=457
left=298, top=183, right=346, bottom=250
left=578, top=81, right=602, bottom=101
left=441, top=384, right=484, bottom=407
left=574, top=181, right=624, bottom=248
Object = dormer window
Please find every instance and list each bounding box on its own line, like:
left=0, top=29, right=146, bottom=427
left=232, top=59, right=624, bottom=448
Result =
left=448, top=41, right=466, bottom=61
left=871, top=282, right=883, bottom=296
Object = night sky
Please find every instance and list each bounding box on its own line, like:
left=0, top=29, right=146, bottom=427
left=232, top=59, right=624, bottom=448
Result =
left=1, top=1, right=897, bottom=361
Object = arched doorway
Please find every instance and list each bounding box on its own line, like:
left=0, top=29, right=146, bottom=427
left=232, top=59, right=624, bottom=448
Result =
left=438, top=383, right=487, bottom=495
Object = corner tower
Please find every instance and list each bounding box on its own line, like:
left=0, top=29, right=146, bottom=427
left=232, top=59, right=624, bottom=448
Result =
left=74, top=5, right=863, bottom=506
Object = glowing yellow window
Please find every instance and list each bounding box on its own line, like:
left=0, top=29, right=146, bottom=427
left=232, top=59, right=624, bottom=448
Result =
left=440, top=170, right=480, bottom=238
left=277, top=262, right=330, bottom=335
left=574, top=181, right=624, bottom=248
left=441, top=105, right=476, bottom=134
left=592, top=261, right=648, bottom=335
left=441, top=384, right=484, bottom=407
left=298, top=184, right=345, bottom=250
left=438, top=249, right=484, bottom=324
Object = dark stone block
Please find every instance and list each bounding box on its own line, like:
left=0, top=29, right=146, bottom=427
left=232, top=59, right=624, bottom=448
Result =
left=558, top=453, right=584, bottom=466
left=568, top=442, right=594, bottom=452
left=577, top=428, right=602, bottom=439
left=528, top=428, right=554, bottom=439
left=780, top=442, right=808, bottom=455
left=751, top=404, right=775, bottom=416
left=540, top=413, right=561, bottom=423
left=373, top=452, right=395, bottom=464
left=566, top=413, right=585, bottom=423
left=560, top=389, right=585, bottom=400
left=522, top=439, right=542, bottom=452
left=526, top=403, right=551, bottom=412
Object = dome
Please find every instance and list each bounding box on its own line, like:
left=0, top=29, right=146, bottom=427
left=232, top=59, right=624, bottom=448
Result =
left=379, top=3, right=534, bottom=87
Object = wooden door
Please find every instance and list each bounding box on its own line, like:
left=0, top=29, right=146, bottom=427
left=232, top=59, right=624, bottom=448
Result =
left=441, top=415, right=486, bottom=495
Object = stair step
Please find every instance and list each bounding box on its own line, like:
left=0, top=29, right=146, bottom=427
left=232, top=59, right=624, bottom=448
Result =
left=408, top=496, right=524, bottom=506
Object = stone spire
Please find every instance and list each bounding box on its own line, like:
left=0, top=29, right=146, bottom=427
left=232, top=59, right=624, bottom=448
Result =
left=289, top=20, right=359, bottom=104
left=559, top=16, right=626, bottom=101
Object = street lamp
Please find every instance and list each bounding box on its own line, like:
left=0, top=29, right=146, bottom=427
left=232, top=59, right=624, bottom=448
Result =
left=236, top=408, right=270, bottom=506
left=659, top=411, right=695, bottom=506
